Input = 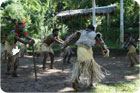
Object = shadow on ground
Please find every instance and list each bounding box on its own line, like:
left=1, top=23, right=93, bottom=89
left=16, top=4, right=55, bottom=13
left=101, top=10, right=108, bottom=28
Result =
left=1, top=49, right=139, bottom=92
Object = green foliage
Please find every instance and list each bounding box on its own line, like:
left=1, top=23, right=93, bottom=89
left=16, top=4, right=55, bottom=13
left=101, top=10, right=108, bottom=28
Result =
left=96, top=0, right=139, bottom=47
left=4, top=3, right=26, bottom=21
left=1, top=0, right=139, bottom=49
left=7, top=32, right=16, bottom=44
left=1, top=2, right=28, bottom=43
left=1, top=0, right=69, bottom=44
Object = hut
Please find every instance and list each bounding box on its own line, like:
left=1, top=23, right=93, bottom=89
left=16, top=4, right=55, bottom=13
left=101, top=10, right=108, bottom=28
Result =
left=56, top=5, right=117, bottom=31
left=56, top=5, right=117, bottom=18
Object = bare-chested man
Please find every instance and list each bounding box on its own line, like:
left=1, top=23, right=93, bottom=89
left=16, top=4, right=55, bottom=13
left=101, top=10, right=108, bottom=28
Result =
left=42, top=28, right=64, bottom=69
left=4, top=17, right=35, bottom=77
left=62, top=24, right=109, bottom=90
left=123, top=33, right=139, bottom=67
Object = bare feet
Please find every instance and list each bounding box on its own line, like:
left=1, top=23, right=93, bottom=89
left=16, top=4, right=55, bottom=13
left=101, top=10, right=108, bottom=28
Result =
left=6, top=72, right=10, bottom=75
left=42, top=66, right=46, bottom=70
left=88, top=83, right=95, bottom=89
left=50, top=65, right=53, bottom=69
left=72, top=82, right=78, bottom=91
left=12, top=72, right=18, bottom=77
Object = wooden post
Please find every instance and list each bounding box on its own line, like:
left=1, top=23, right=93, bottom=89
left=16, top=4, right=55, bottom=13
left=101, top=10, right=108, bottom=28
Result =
left=0, top=14, right=1, bottom=45
left=92, top=0, right=96, bottom=29
left=107, top=13, right=110, bottom=31
left=81, top=16, right=82, bottom=28
left=139, top=4, right=140, bottom=42
left=120, top=0, right=124, bottom=47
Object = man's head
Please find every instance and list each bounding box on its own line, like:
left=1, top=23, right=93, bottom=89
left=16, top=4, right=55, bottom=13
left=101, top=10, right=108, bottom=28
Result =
left=87, top=24, right=95, bottom=31
left=125, top=33, right=131, bottom=37
left=53, top=28, right=59, bottom=36
left=16, top=22, right=25, bottom=32
left=124, top=33, right=132, bottom=40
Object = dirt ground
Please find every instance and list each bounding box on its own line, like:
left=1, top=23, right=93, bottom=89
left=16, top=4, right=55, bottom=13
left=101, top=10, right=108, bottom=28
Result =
left=1, top=50, right=139, bottom=92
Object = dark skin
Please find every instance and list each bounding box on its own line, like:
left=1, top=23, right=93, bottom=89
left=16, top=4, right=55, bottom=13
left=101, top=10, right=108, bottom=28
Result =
left=5, top=17, right=34, bottom=77
left=43, top=31, right=64, bottom=69
left=5, top=16, right=35, bottom=45
left=123, top=35, right=137, bottom=49
left=62, top=31, right=107, bottom=52
left=62, top=31, right=81, bottom=51
left=15, top=33, right=34, bottom=43
left=44, top=31, right=64, bottom=45
left=123, top=35, right=138, bottom=67
left=95, top=33, right=109, bottom=54
left=62, top=30, right=109, bottom=90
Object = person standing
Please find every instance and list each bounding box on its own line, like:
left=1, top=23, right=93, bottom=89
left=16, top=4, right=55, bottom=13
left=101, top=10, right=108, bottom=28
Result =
left=5, top=17, right=35, bottom=77
left=62, top=24, right=109, bottom=90
left=42, top=28, right=64, bottom=69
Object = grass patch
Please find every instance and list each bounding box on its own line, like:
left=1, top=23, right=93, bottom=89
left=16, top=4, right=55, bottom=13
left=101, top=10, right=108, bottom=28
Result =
left=92, top=79, right=140, bottom=93
left=85, top=65, right=140, bottom=93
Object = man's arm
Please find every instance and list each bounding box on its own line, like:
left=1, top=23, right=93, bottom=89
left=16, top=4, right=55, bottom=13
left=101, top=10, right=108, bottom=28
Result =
left=95, top=32, right=109, bottom=57
left=95, top=33, right=107, bottom=50
left=24, top=35, right=35, bottom=43
left=62, top=31, right=81, bottom=51
left=15, top=37, right=34, bottom=45
left=54, top=37, right=64, bottom=44
left=5, top=16, right=16, bottom=25
left=123, top=36, right=133, bottom=49
left=24, top=35, right=33, bottom=40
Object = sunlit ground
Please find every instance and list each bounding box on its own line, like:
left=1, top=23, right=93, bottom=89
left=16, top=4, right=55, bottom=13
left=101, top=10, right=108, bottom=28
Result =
left=86, top=64, right=140, bottom=93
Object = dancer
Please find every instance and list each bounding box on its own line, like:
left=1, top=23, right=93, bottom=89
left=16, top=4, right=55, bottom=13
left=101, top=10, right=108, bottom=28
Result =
left=5, top=17, right=34, bottom=77
left=123, top=33, right=139, bottom=67
left=62, top=24, right=109, bottom=90
left=42, top=28, right=64, bottom=69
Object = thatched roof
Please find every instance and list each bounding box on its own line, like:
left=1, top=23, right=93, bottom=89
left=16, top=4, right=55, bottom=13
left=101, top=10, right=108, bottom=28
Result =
left=56, top=5, right=117, bottom=18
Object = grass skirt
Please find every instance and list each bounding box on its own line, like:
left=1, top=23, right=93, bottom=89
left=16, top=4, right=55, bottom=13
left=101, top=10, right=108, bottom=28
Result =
left=127, top=45, right=139, bottom=65
left=71, top=46, right=105, bottom=85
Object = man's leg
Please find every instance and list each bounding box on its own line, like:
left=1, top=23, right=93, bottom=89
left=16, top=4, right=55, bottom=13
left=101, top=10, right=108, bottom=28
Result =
left=72, top=79, right=78, bottom=90
left=12, top=54, right=19, bottom=77
left=72, top=64, right=80, bottom=90
left=49, top=52, right=54, bottom=69
left=6, top=54, right=12, bottom=75
left=89, top=70, right=94, bottom=88
left=5, top=50, right=8, bottom=63
left=128, top=54, right=134, bottom=67
left=42, top=52, right=48, bottom=70
left=67, top=54, right=71, bottom=64
left=63, top=53, right=68, bottom=64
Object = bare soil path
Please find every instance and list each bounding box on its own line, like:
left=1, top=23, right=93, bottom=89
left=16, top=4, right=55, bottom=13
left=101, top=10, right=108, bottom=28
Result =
left=1, top=50, right=139, bottom=92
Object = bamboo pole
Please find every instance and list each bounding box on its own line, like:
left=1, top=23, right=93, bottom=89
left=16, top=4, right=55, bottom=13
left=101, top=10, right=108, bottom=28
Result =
left=92, top=0, right=96, bottom=30
left=107, top=13, right=110, bottom=31
left=120, top=0, right=124, bottom=47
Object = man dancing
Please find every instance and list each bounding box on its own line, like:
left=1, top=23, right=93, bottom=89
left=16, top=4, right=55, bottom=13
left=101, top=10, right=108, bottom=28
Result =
left=123, top=33, right=139, bottom=67
left=41, top=28, right=64, bottom=69
left=62, top=24, right=109, bottom=90
left=5, top=17, right=35, bottom=77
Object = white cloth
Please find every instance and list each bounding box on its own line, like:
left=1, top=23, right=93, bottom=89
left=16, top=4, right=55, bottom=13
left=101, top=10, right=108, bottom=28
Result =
left=5, top=41, right=20, bottom=56
left=76, top=30, right=96, bottom=48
